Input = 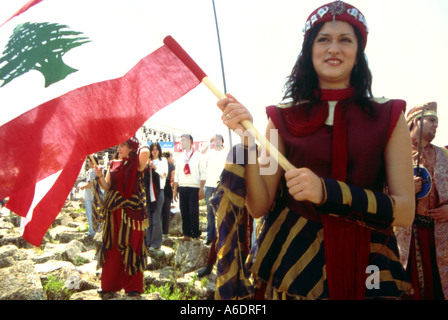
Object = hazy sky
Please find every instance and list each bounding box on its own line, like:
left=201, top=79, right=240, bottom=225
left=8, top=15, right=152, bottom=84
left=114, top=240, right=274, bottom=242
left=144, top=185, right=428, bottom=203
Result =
left=1, top=0, right=447, bottom=147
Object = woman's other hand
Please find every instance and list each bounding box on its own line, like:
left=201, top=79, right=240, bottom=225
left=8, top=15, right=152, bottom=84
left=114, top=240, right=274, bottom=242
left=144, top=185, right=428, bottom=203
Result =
left=284, top=168, right=324, bottom=205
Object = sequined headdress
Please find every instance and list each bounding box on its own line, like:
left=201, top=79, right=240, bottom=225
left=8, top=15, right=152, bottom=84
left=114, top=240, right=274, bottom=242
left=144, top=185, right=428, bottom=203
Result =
left=303, top=1, right=368, bottom=49
left=125, top=135, right=140, bottom=151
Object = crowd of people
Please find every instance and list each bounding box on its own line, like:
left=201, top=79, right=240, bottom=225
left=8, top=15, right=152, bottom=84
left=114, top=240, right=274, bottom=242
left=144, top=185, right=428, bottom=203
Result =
left=75, top=132, right=228, bottom=296
left=72, top=0, right=447, bottom=300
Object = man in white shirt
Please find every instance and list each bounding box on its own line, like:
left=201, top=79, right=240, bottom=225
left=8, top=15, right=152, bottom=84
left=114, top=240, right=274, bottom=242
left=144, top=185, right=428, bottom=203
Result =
left=202, top=134, right=228, bottom=245
left=173, top=134, right=206, bottom=240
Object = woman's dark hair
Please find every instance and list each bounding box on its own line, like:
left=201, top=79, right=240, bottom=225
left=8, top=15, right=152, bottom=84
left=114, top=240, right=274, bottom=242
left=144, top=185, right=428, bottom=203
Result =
left=123, top=142, right=138, bottom=160
left=282, top=22, right=374, bottom=114
left=149, top=142, right=162, bottom=160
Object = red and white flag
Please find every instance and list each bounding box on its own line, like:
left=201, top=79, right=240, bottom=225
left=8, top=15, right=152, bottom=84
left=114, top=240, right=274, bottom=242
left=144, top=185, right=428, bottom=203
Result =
left=0, top=0, right=209, bottom=246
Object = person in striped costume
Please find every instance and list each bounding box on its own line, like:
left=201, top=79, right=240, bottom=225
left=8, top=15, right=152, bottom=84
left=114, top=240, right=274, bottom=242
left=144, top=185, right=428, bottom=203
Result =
left=94, top=135, right=150, bottom=297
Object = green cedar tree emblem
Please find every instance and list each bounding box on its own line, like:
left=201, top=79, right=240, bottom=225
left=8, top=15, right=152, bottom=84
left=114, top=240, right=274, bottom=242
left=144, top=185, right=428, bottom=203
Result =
left=0, top=22, right=90, bottom=88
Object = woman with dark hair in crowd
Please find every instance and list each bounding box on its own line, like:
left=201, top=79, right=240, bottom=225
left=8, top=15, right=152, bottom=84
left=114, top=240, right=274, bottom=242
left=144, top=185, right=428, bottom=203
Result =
left=146, top=142, right=168, bottom=250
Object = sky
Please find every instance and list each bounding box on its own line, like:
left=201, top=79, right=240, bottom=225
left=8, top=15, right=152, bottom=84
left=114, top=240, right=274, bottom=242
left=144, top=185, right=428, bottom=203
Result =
left=1, top=0, right=447, bottom=147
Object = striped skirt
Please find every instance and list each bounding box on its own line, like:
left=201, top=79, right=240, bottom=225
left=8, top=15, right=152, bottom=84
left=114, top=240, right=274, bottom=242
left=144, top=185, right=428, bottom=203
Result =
left=97, top=189, right=149, bottom=276
left=247, top=203, right=413, bottom=300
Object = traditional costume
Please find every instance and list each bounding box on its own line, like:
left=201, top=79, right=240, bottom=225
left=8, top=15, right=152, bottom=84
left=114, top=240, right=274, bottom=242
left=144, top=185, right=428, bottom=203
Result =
left=251, top=90, right=412, bottom=299
left=213, top=1, right=413, bottom=300
left=395, top=103, right=448, bottom=299
left=94, top=136, right=149, bottom=294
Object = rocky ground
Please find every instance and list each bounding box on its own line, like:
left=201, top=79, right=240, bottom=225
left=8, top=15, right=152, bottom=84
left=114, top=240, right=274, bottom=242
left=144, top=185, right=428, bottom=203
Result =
left=0, top=199, right=216, bottom=300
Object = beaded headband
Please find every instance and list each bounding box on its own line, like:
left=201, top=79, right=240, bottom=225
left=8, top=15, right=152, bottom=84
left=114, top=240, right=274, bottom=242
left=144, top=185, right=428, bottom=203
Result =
left=126, top=135, right=140, bottom=151
left=303, top=1, right=368, bottom=49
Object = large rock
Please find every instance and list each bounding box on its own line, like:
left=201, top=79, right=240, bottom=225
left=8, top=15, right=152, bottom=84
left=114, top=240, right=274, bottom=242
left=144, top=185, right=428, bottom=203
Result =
left=35, top=260, right=100, bottom=296
left=76, top=260, right=99, bottom=276
left=0, top=260, right=45, bottom=300
left=62, top=200, right=82, bottom=213
left=47, top=226, right=86, bottom=243
left=0, top=244, right=19, bottom=268
left=0, top=225, right=33, bottom=248
left=52, top=212, right=75, bottom=227
left=1, top=213, right=21, bottom=228
left=0, top=219, right=14, bottom=232
left=61, top=240, right=86, bottom=264
left=147, top=246, right=175, bottom=271
left=144, top=266, right=176, bottom=288
left=34, top=259, right=77, bottom=274
left=168, top=211, right=183, bottom=236
left=174, top=240, right=209, bottom=273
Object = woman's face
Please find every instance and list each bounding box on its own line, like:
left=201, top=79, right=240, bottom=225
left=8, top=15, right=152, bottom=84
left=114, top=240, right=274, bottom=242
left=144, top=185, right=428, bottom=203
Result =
left=117, top=143, right=132, bottom=159
left=151, top=147, right=159, bottom=159
left=312, top=21, right=358, bottom=89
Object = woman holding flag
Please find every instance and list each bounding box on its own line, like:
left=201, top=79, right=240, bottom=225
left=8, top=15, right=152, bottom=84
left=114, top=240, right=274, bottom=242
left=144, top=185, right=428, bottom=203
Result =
left=216, top=1, right=415, bottom=299
left=93, top=135, right=150, bottom=297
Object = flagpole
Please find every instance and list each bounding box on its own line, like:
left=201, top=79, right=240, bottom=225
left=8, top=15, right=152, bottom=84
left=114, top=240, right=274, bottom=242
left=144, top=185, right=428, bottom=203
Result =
left=211, top=0, right=233, bottom=148
left=163, top=36, right=294, bottom=171
left=201, top=77, right=294, bottom=171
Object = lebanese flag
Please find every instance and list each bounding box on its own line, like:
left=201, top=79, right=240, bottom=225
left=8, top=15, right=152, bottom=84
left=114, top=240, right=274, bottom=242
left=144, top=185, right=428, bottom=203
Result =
left=0, top=0, right=211, bottom=246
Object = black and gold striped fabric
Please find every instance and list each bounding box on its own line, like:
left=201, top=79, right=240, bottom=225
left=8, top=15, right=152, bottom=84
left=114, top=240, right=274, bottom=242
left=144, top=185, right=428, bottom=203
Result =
left=96, top=174, right=149, bottom=276
left=212, top=145, right=254, bottom=300
left=92, top=178, right=104, bottom=232
left=366, top=231, right=413, bottom=298
left=249, top=179, right=412, bottom=299
left=319, top=178, right=395, bottom=230
left=213, top=148, right=412, bottom=299
left=247, top=186, right=328, bottom=300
